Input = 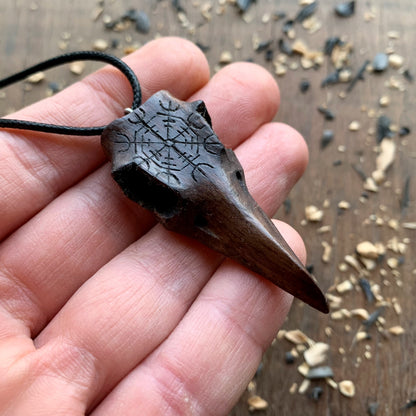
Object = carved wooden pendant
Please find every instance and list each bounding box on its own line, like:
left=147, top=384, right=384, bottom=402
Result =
left=101, top=91, right=328, bottom=313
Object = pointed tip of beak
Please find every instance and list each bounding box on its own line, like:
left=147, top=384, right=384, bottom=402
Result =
left=300, top=280, right=329, bottom=313
left=275, top=261, right=329, bottom=314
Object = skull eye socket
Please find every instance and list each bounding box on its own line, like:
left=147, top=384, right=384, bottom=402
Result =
left=194, top=213, right=208, bottom=228
left=113, top=163, right=180, bottom=219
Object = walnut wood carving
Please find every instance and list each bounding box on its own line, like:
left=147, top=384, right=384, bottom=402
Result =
left=101, top=90, right=328, bottom=313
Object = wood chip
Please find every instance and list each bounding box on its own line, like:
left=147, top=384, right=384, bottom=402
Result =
left=331, top=310, right=345, bottom=320
left=304, top=342, right=330, bottom=367
left=339, top=68, right=352, bottom=82
left=393, top=299, right=402, bottom=315
left=93, top=39, right=109, bottom=51
left=297, top=362, right=310, bottom=377
left=26, top=71, right=45, bottom=83
left=305, top=205, right=324, bottom=222
left=247, top=380, right=256, bottom=394
left=338, top=200, right=351, bottom=210
left=339, top=380, right=356, bottom=397
left=327, top=293, right=343, bottom=308
left=336, top=280, right=354, bottom=294
left=351, top=308, right=370, bottom=320
left=387, top=30, right=400, bottom=39
left=355, top=331, right=370, bottom=342
left=349, top=120, right=361, bottom=131
left=360, top=257, right=377, bottom=271
left=247, top=395, right=268, bottom=410
left=274, top=63, right=287, bottom=76
left=356, top=241, right=379, bottom=259
left=285, top=329, right=311, bottom=345
left=379, top=95, right=390, bottom=107
left=389, top=53, right=404, bottom=69
left=289, top=382, right=298, bottom=394
left=376, top=138, right=396, bottom=172
left=326, top=378, right=338, bottom=389
left=219, top=50, right=233, bottom=64
left=344, top=255, right=362, bottom=272
left=298, top=379, right=311, bottom=394
left=387, top=257, right=399, bottom=269
left=321, top=241, right=332, bottom=263
left=69, top=61, right=86, bottom=75
left=317, top=225, right=332, bottom=234
left=364, top=177, right=379, bottom=192
left=388, top=325, right=405, bottom=335
left=372, top=169, right=386, bottom=184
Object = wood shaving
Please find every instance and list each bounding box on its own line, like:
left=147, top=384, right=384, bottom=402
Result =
left=331, top=309, right=349, bottom=320
left=336, top=280, right=354, bottom=294
left=388, top=53, right=404, bottom=68
left=372, top=169, right=386, bottom=184
left=321, top=241, right=332, bottom=263
left=339, top=380, right=356, bottom=397
left=348, top=120, right=361, bottom=131
left=338, top=200, right=351, bottom=210
left=344, top=255, right=362, bottom=272
left=92, top=39, right=109, bottom=51
left=360, top=257, right=377, bottom=271
left=339, top=68, right=352, bottom=82
left=393, top=299, right=402, bottom=315
left=305, top=205, right=324, bottom=222
left=298, top=379, right=311, bottom=394
left=297, top=362, right=310, bottom=377
left=326, top=378, right=338, bottom=390
left=364, top=177, right=379, bottom=192
left=387, top=257, right=399, bottom=269
left=327, top=293, right=343, bottom=309
left=247, top=395, right=268, bottom=410
left=26, top=71, right=45, bottom=83
left=219, top=50, right=233, bottom=64
left=289, top=382, right=298, bottom=394
left=356, top=241, right=379, bottom=259
left=302, top=16, right=322, bottom=34
left=274, top=63, right=287, bottom=76
left=376, top=139, right=396, bottom=172
left=285, top=329, right=311, bottom=345
left=387, top=237, right=406, bottom=254
left=379, top=95, right=390, bottom=107
left=387, top=30, right=400, bottom=39
left=388, top=325, right=405, bottom=335
left=69, top=61, right=86, bottom=75
left=351, top=308, right=370, bottom=320
left=317, top=225, right=332, bottom=234
left=304, top=342, right=330, bottom=367
left=355, top=331, right=370, bottom=342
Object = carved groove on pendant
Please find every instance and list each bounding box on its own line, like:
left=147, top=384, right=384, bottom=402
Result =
left=111, top=96, right=222, bottom=185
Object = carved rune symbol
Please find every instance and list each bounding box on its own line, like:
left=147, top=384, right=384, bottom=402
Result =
left=113, top=94, right=219, bottom=186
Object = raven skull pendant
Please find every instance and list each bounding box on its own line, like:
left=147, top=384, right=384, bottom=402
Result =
left=101, top=90, right=328, bottom=313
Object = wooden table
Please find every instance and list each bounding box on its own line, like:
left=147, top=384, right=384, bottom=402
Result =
left=1, top=1, right=415, bottom=415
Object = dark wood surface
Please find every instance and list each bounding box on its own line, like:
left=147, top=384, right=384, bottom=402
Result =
left=0, top=1, right=415, bottom=415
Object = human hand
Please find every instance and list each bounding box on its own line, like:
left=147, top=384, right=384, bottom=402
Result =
left=0, top=37, right=308, bottom=415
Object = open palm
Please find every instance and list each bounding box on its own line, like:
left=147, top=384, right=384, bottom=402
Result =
left=0, top=38, right=308, bottom=415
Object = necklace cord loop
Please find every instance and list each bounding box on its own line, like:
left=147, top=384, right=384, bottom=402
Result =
left=0, top=51, right=141, bottom=136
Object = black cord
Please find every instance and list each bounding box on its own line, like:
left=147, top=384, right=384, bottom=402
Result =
left=0, top=51, right=141, bottom=136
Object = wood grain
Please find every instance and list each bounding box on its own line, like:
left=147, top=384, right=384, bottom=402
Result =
left=0, top=1, right=415, bottom=415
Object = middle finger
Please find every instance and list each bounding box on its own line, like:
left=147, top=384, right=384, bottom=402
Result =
left=0, top=62, right=280, bottom=337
